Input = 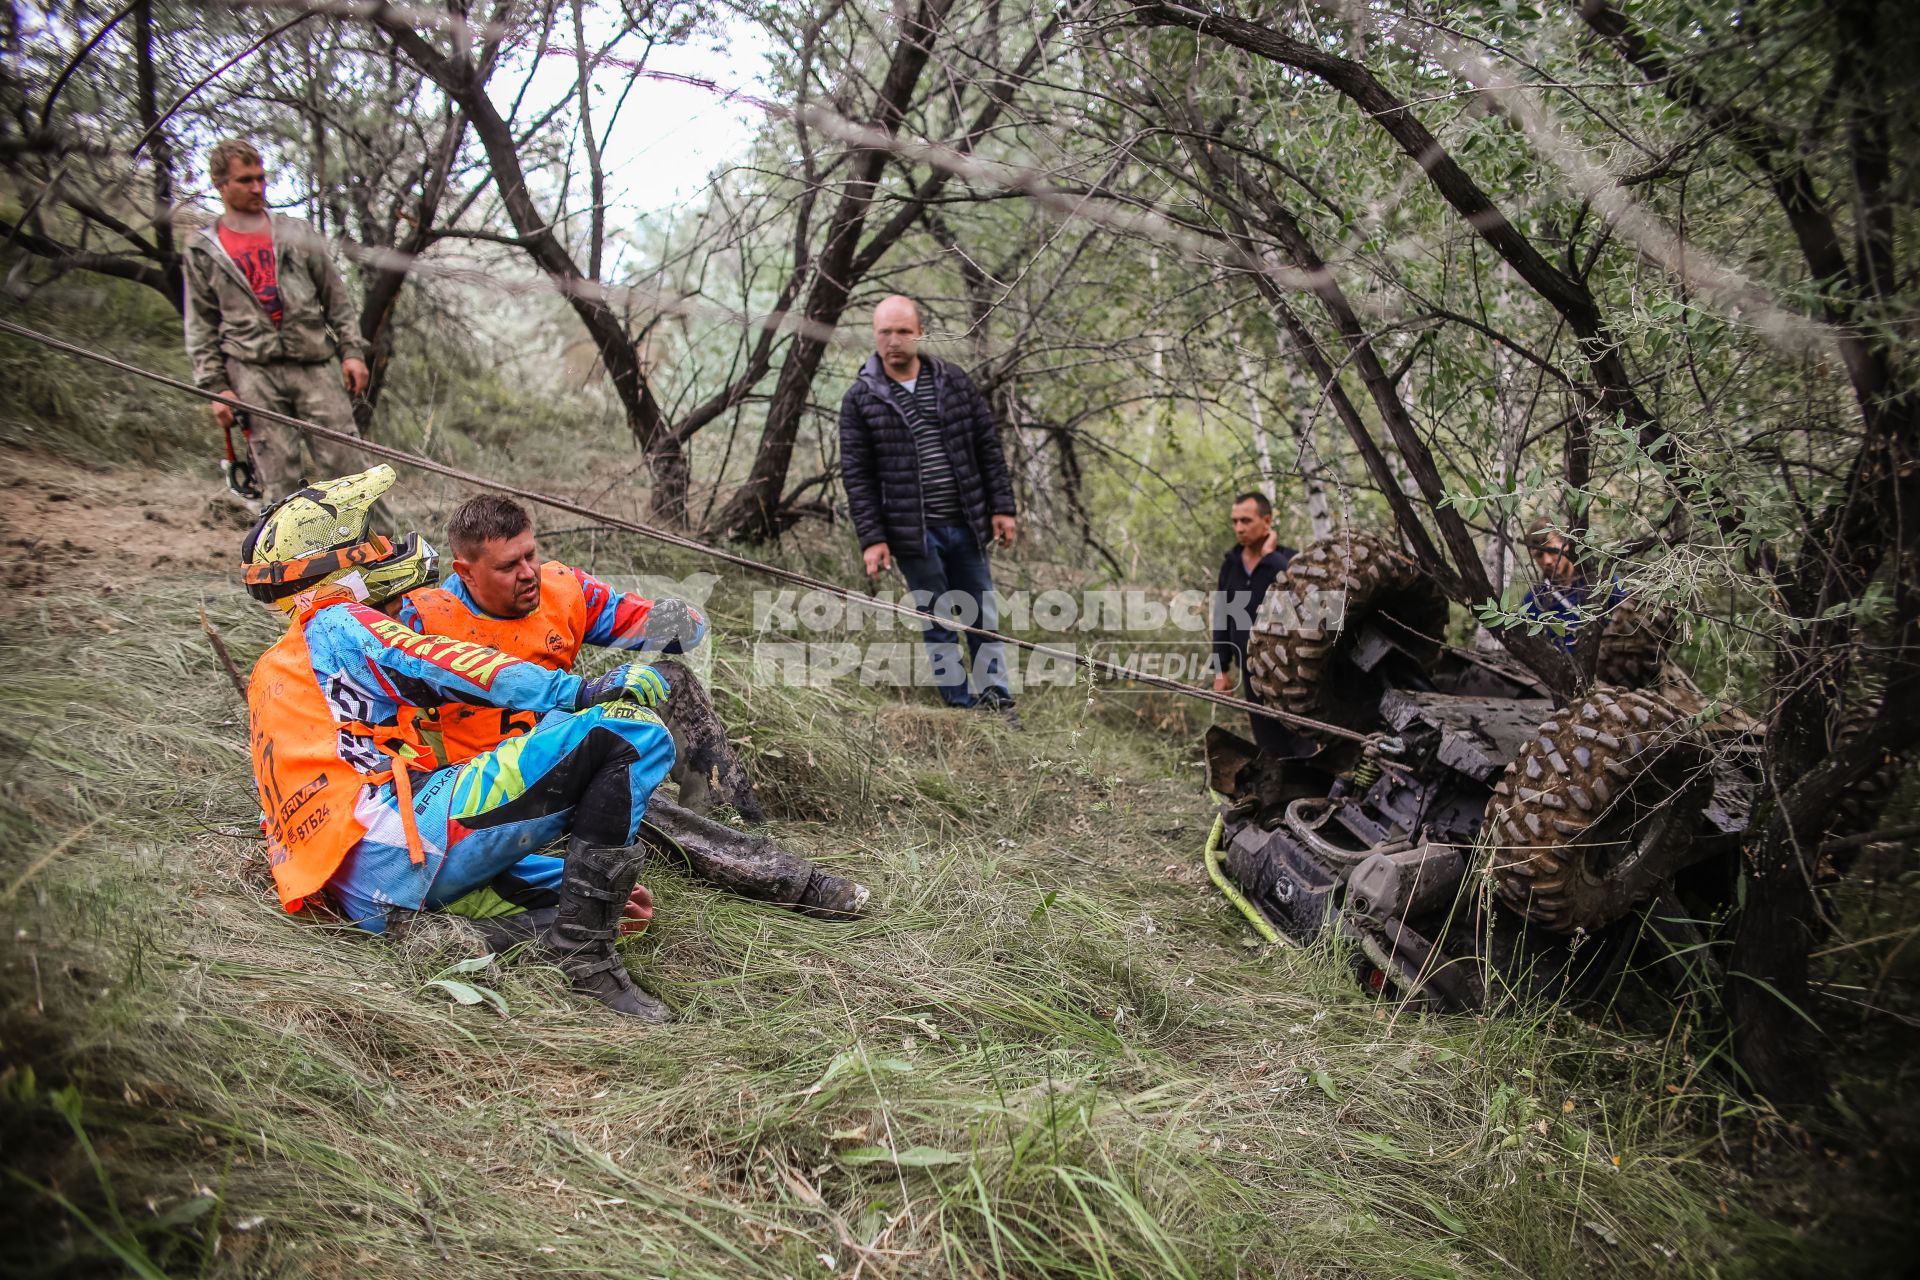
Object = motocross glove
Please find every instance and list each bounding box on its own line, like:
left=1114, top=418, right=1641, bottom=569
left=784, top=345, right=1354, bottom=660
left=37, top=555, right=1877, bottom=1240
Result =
left=574, top=662, right=670, bottom=710
left=642, top=597, right=706, bottom=652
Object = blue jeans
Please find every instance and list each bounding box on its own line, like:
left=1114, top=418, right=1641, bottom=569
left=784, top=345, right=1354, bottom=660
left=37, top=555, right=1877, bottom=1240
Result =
left=894, top=524, right=1011, bottom=709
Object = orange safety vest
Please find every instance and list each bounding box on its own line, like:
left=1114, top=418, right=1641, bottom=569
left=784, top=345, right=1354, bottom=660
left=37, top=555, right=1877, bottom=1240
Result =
left=248, top=590, right=438, bottom=909
left=406, top=562, right=590, bottom=762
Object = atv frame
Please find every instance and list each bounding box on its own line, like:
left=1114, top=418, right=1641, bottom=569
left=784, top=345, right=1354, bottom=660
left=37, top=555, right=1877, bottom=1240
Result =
left=1206, top=532, right=1757, bottom=1013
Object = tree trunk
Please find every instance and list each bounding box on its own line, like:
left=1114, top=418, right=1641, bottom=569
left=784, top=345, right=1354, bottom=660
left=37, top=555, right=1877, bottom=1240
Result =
left=357, top=111, right=468, bottom=420
left=463, top=96, right=688, bottom=524
left=1483, top=267, right=1527, bottom=597
left=131, top=0, right=181, bottom=307
left=1236, top=350, right=1276, bottom=486
left=1727, top=392, right=1920, bottom=1103
left=1288, top=362, right=1336, bottom=542
left=706, top=0, right=957, bottom=541
left=372, top=20, right=691, bottom=524
left=1136, top=250, right=1165, bottom=485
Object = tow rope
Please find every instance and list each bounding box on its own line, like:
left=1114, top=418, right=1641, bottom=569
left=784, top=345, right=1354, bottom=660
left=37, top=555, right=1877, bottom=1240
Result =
left=0, top=317, right=1373, bottom=744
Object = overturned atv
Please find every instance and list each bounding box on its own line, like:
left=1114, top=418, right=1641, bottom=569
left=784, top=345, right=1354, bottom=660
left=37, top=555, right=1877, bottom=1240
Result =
left=1209, top=530, right=1755, bottom=1012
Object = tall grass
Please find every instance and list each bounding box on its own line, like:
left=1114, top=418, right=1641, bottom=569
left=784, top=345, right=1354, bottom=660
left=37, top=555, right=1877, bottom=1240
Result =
left=2, top=530, right=1892, bottom=1279
left=0, top=275, right=1911, bottom=1275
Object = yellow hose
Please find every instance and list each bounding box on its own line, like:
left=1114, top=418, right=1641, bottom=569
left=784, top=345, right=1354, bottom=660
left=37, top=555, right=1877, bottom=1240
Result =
left=1203, top=809, right=1284, bottom=946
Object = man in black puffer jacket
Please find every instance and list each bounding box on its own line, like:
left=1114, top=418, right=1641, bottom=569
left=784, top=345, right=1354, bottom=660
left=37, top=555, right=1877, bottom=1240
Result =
left=840, top=295, right=1020, bottom=720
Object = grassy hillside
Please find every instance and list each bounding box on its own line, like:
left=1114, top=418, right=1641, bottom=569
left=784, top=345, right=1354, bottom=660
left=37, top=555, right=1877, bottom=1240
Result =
left=1, top=278, right=1915, bottom=1278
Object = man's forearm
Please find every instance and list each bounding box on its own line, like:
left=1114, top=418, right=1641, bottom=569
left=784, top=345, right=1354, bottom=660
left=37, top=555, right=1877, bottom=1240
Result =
left=183, top=284, right=231, bottom=392
left=362, top=616, right=583, bottom=711
left=314, top=256, right=367, bottom=362
left=328, top=315, right=367, bottom=363
left=331, top=313, right=367, bottom=362
left=192, top=352, right=231, bottom=395
left=839, top=455, right=885, bottom=549
left=596, top=598, right=708, bottom=654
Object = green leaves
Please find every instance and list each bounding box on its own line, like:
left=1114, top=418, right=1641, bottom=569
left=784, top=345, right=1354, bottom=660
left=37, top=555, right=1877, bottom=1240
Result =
left=422, top=978, right=509, bottom=1016
left=421, top=954, right=510, bottom=1017
left=836, top=1144, right=968, bottom=1168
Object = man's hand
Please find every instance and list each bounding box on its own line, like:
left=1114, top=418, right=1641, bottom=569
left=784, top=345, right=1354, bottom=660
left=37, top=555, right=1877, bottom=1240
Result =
left=619, top=883, right=654, bottom=937
left=863, top=542, right=893, bottom=578
left=992, top=514, right=1018, bottom=548
left=210, top=391, right=240, bottom=431
left=1213, top=671, right=1234, bottom=694
left=1261, top=529, right=1279, bottom=557
left=342, top=356, right=371, bottom=397
left=642, top=598, right=705, bottom=651
left=575, top=662, right=670, bottom=710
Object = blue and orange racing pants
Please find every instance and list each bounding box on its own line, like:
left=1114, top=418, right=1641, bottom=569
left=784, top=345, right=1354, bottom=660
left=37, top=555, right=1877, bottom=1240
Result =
left=327, top=700, right=675, bottom=933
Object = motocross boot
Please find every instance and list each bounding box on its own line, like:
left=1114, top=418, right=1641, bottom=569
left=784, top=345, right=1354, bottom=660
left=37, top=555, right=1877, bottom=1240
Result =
left=544, top=837, right=669, bottom=1022
left=471, top=906, right=555, bottom=954
left=796, top=871, right=871, bottom=921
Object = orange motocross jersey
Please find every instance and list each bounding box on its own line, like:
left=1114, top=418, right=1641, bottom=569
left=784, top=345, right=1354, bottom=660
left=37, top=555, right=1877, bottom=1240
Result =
left=404, top=561, right=590, bottom=762
left=248, top=596, right=436, bottom=909
left=248, top=588, right=583, bottom=910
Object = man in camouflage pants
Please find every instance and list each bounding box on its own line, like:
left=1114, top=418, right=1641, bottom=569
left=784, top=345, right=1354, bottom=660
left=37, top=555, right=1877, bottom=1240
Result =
left=183, top=137, right=371, bottom=502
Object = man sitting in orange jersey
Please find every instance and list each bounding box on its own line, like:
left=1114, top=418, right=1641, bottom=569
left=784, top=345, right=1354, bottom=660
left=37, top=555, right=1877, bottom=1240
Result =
left=243, top=467, right=687, bottom=1020
left=400, top=493, right=866, bottom=921
left=401, top=494, right=709, bottom=765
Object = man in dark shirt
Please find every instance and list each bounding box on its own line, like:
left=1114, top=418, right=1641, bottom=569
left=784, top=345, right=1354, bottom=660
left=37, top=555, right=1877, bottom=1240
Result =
left=1210, top=492, right=1302, bottom=754
left=840, top=295, right=1019, bottom=721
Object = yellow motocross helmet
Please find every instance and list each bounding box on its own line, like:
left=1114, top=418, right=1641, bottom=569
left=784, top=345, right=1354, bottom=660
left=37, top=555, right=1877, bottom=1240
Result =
left=242, top=465, right=440, bottom=611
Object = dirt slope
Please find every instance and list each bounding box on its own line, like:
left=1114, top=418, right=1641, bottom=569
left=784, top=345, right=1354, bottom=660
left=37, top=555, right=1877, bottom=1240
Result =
left=0, top=446, right=254, bottom=593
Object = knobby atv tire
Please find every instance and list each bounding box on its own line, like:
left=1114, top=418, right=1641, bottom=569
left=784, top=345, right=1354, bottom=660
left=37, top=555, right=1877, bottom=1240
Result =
left=1244, top=531, right=1448, bottom=738
left=1486, top=687, right=1712, bottom=935
left=1594, top=597, right=1675, bottom=688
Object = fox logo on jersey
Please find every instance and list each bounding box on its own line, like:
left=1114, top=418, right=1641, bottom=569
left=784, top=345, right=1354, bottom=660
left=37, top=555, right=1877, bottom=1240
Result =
left=363, top=614, right=519, bottom=689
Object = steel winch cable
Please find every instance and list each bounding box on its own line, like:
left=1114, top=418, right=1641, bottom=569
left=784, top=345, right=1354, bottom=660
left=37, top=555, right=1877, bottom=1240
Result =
left=0, top=316, right=1374, bottom=744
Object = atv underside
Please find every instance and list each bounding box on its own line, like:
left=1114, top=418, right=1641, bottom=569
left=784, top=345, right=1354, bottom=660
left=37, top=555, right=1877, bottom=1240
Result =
left=1208, top=532, right=1760, bottom=1013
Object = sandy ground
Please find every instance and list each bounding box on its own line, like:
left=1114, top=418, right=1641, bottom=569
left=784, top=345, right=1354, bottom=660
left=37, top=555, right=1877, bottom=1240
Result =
left=0, top=446, right=255, bottom=593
